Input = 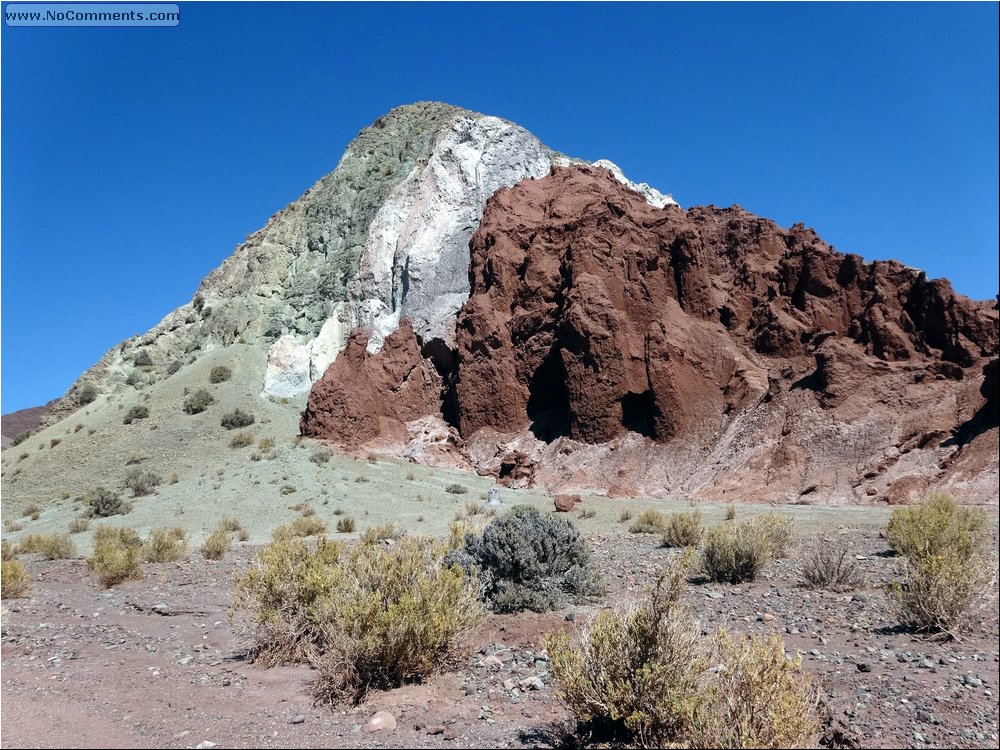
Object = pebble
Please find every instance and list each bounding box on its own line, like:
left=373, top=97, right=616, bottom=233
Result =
left=195, top=743, right=216, bottom=749
left=290, top=715, right=305, bottom=725
left=365, top=711, right=397, bottom=733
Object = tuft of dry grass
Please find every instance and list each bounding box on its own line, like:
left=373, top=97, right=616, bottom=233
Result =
left=68, top=517, right=91, bottom=534
left=801, top=537, right=863, bottom=591
left=336, top=517, right=356, bottom=533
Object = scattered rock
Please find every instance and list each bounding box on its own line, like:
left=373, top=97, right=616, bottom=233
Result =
left=364, top=711, right=397, bottom=733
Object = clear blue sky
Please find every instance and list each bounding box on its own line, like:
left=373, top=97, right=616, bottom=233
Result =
left=2, top=2, right=998, bottom=413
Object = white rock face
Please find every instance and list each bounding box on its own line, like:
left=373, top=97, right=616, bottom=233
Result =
left=262, top=334, right=312, bottom=399
left=592, top=159, right=677, bottom=208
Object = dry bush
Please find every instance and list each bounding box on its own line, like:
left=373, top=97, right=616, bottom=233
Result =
left=183, top=389, right=214, bottom=414
left=700, top=514, right=794, bottom=584
left=4, top=520, right=24, bottom=533
left=124, top=468, right=161, bottom=498
left=280, top=484, right=297, bottom=496
left=446, top=506, right=604, bottom=613
left=142, top=527, right=188, bottom=563
left=219, top=516, right=245, bottom=534
left=221, top=409, right=255, bottom=430
left=87, top=542, right=144, bottom=588
left=801, top=537, right=863, bottom=591
left=336, top=516, right=356, bottom=533
left=68, top=517, right=91, bottom=534
left=22, top=503, right=41, bottom=518
left=295, top=503, right=317, bottom=517
left=233, top=536, right=483, bottom=704
left=201, top=527, right=231, bottom=560
left=886, top=493, right=986, bottom=561
left=125, top=452, right=150, bottom=465
left=209, top=365, right=232, bottom=384
left=629, top=509, right=667, bottom=534
left=16, top=533, right=77, bottom=560
left=445, top=483, right=468, bottom=495
left=359, top=523, right=404, bottom=546
left=258, top=437, right=276, bottom=451
left=1, top=558, right=30, bottom=599
left=229, top=431, right=254, bottom=449
left=1, top=540, right=14, bottom=561
left=545, top=553, right=820, bottom=749
left=87, top=487, right=132, bottom=517
left=619, top=509, right=633, bottom=523
left=577, top=508, right=597, bottom=520
left=291, top=516, right=327, bottom=537
left=310, top=450, right=330, bottom=465
left=662, top=510, right=703, bottom=548
left=725, top=504, right=737, bottom=521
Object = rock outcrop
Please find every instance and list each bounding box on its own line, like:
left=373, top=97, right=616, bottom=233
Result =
left=303, top=165, right=999, bottom=503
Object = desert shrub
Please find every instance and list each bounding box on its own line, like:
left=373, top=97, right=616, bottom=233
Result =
left=124, top=468, right=161, bottom=498
left=209, top=365, right=232, bottom=384
left=662, top=510, right=703, bottom=548
left=358, top=523, right=404, bottom=546
left=295, top=502, right=316, bottom=517
left=87, top=486, right=132, bottom=518
left=886, top=493, right=986, bottom=562
left=218, top=516, right=245, bottom=534
left=310, top=450, right=330, bottom=465
left=11, top=430, right=32, bottom=447
left=801, top=537, right=862, bottom=590
left=17, top=534, right=76, bottom=560
left=68, top=517, right=90, bottom=534
left=221, top=409, right=255, bottom=430
left=22, top=502, right=41, bottom=518
left=142, top=527, right=188, bottom=563
left=201, top=527, right=231, bottom=560
left=132, top=349, right=154, bottom=367
left=4, top=520, right=24, bottom=533
left=888, top=552, right=997, bottom=638
left=77, top=383, right=98, bottom=405
left=448, top=505, right=604, bottom=613
left=233, top=536, right=483, bottom=703
left=578, top=508, right=597, bottom=520
left=258, top=437, right=276, bottom=451
left=725, top=504, right=737, bottom=521
left=700, top=515, right=793, bottom=584
left=619, top=509, right=633, bottom=523
left=545, top=554, right=819, bottom=749
left=183, top=389, right=214, bottom=414
left=166, top=360, right=182, bottom=375
left=125, top=452, right=149, bottom=465
left=445, top=483, right=468, bottom=495
left=87, top=540, right=144, bottom=588
left=1, top=559, right=30, bottom=599
left=629, top=508, right=667, bottom=534
left=122, top=405, right=149, bottom=425
left=279, top=484, right=296, bottom=495
left=92, top=525, right=142, bottom=549
left=289, top=516, right=327, bottom=537
left=885, top=494, right=994, bottom=638
left=1, top=540, right=13, bottom=561
left=336, top=516, right=356, bottom=533
left=229, top=431, right=254, bottom=448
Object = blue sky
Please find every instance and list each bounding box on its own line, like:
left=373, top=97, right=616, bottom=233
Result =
left=2, top=2, right=998, bottom=412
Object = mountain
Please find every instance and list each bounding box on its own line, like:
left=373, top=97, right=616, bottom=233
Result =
left=2, top=102, right=995, bottom=516
left=301, top=165, right=999, bottom=504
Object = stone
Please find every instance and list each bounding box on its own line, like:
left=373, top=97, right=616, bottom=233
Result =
left=553, top=494, right=581, bottom=512
left=364, top=711, right=397, bottom=733
left=290, top=715, right=305, bottom=725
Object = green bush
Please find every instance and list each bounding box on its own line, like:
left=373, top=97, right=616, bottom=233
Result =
left=209, top=365, right=233, bottom=384
left=123, top=405, right=149, bottom=424
left=11, top=430, right=32, bottom=447
left=629, top=508, right=667, bottom=534
left=545, top=553, right=820, bottom=749
left=221, top=409, right=255, bottom=430
left=447, top=505, right=604, bottom=613
left=77, top=383, right=98, bottom=405
left=662, top=510, right=703, bottom=548
left=92, top=525, right=142, bottom=549
left=183, top=389, right=214, bottom=414
left=233, top=536, right=483, bottom=704
left=887, top=493, right=986, bottom=562
left=700, top=514, right=793, bottom=584
left=87, top=487, right=132, bottom=518
left=124, top=468, right=161, bottom=498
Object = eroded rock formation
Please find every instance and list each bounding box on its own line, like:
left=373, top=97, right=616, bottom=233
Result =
left=303, top=165, right=999, bottom=503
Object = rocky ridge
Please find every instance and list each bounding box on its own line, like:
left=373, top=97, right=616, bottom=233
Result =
left=302, top=165, right=999, bottom=504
